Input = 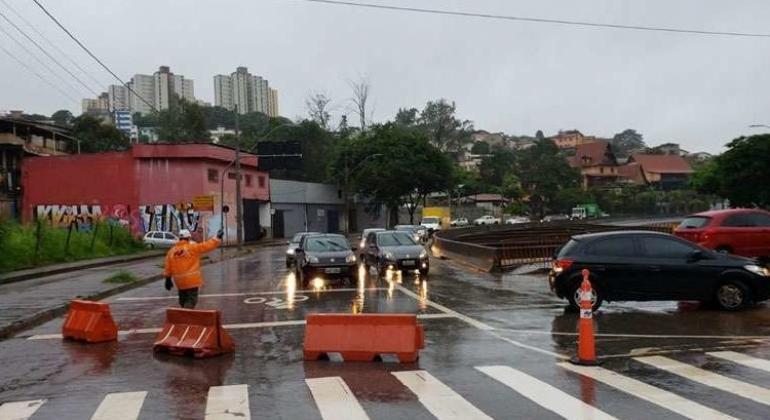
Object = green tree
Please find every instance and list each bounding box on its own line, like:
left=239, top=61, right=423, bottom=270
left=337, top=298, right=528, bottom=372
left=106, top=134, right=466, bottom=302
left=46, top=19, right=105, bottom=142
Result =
left=394, top=107, right=419, bottom=127
left=50, top=109, right=74, bottom=127
left=71, top=115, right=129, bottom=153
left=155, top=99, right=210, bottom=142
left=478, top=148, right=515, bottom=189
left=470, top=141, right=490, bottom=154
left=418, top=99, right=473, bottom=153
left=611, top=129, right=647, bottom=157
left=693, top=134, right=770, bottom=208
left=514, top=138, right=580, bottom=217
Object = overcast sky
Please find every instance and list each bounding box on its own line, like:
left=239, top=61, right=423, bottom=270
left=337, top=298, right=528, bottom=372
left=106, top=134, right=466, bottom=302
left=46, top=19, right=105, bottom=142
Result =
left=2, top=0, right=770, bottom=153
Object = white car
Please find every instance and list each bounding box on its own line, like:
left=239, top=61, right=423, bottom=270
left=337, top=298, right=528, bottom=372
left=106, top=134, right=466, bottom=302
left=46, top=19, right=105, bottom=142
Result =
left=473, top=215, right=501, bottom=225
left=143, top=231, right=179, bottom=248
left=505, top=216, right=531, bottom=224
left=450, top=218, right=469, bottom=227
left=420, top=217, right=442, bottom=232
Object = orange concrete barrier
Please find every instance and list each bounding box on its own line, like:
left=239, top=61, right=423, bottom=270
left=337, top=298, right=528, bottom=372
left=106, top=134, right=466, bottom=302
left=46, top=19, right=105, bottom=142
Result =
left=570, top=269, right=599, bottom=365
left=62, top=300, right=118, bottom=343
left=153, top=308, right=234, bottom=358
left=304, top=313, right=425, bottom=362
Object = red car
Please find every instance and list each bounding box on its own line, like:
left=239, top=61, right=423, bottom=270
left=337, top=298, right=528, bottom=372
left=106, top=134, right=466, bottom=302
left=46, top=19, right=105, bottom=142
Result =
left=675, top=209, right=770, bottom=260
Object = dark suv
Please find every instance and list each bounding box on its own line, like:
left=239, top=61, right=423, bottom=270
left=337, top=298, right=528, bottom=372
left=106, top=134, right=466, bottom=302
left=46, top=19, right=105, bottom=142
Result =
left=549, top=231, right=770, bottom=311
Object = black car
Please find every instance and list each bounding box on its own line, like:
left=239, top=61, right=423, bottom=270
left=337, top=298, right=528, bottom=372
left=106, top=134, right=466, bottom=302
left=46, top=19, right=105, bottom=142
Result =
left=294, top=234, right=357, bottom=287
left=362, top=230, right=429, bottom=276
left=549, top=231, right=770, bottom=311
left=285, top=231, right=319, bottom=268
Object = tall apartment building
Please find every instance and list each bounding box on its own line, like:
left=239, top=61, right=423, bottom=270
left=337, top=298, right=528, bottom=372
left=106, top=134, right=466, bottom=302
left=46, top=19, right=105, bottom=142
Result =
left=81, top=92, right=109, bottom=114
left=213, top=67, right=279, bottom=117
left=126, top=66, right=196, bottom=115
left=108, top=85, right=130, bottom=112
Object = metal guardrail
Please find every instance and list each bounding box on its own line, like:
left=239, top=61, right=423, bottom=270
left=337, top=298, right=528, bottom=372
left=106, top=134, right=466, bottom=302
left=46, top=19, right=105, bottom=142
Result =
left=433, top=221, right=679, bottom=272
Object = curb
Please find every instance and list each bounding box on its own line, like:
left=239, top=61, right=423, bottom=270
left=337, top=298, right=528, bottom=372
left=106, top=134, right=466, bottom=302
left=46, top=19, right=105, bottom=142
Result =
left=0, top=246, right=259, bottom=340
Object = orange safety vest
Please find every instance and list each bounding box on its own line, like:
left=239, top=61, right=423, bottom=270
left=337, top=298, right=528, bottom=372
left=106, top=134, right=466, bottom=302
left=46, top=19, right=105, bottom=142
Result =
left=163, top=237, right=221, bottom=290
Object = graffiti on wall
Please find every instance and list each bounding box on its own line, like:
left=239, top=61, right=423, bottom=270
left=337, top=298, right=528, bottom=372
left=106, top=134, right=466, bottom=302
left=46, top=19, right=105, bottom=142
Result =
left=35, top=203, right=203, bottom=236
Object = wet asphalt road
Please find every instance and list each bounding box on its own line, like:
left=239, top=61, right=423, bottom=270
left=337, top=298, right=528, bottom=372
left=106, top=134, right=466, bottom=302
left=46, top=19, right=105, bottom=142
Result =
left=2, top=246, right=770, bottom=419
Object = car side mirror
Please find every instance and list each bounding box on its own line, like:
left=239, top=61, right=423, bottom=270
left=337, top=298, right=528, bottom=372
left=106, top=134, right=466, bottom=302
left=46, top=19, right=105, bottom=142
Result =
left=295, top=248, right=303, bottom=254
left=687, top=250, right=704, bottom=263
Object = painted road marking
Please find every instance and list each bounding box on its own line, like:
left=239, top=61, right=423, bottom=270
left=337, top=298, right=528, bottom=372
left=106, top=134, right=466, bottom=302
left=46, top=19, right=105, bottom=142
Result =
left=394, top=283, right=493, bottom=330
left=90, top=391, right=147, bottom=420
left=493, top=327, right=770, bottom=340
left=476, top=366, right=617, bottom=420
left=25, top=313, right=456, bottom=340
left=205, top=384, right=251, bottom=420
left=114, top=287, right=389, bottom=301
left=306, top=377, right=370, bottom=420
left=708, top=351, right=770, bottom=373
left=635, top=355, right=770, bottom=406
left=392, top=370, right=492, bottom=420
left=558, top=363, right=737, bottom=420
left=0, top=399, right=45, bottom=419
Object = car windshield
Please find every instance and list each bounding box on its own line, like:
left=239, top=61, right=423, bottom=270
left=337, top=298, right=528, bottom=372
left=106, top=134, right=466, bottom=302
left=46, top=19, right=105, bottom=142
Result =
left=679, top=216, right=711, bottom=229
left=422, top=217, right=439, bottom=223
left=378, top=232, right=417, bottom=246
left=305, top=237, right=350, bottom=252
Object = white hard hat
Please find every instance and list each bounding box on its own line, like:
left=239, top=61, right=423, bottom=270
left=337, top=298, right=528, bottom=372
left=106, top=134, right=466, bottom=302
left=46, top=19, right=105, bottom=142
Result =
left=178, top=229, right=192, bottom=239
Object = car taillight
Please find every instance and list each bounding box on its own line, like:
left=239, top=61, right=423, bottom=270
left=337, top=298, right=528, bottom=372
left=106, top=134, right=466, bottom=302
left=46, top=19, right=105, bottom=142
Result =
left=553, top=259, right=573, bottom=274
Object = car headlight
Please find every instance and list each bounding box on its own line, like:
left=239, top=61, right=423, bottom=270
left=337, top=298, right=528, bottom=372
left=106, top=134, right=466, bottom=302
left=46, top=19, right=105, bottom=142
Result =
left=359, top=240, right=366, bottom=248
left=384, top=252, right=395, bottom=260
left=346, top=254, right=356, bottom=263
left=307, top=255, right=319, bottom=263
left=420, top=251, right=428, bottom=259
left=744, top=265, right=770, bottom=277
left=286, top=248, right=295, bottom=255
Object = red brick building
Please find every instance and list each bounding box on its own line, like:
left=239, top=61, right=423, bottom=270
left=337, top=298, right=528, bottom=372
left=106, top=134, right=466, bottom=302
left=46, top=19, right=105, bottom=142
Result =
left=21, top=144, right=270, bottom=242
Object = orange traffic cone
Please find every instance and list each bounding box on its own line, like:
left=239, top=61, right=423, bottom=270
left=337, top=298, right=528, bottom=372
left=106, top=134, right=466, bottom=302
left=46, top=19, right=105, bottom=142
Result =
left=570, top=269, right=600, bottom=365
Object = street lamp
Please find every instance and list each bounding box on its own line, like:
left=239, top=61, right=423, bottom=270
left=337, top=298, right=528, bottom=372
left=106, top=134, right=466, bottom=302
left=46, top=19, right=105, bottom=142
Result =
left=343, top=153, right=383, bottom=234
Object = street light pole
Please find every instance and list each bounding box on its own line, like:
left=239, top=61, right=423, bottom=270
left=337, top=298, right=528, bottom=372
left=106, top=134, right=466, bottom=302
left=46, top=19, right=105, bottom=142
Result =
left=234, top=106, right=243, bottom=249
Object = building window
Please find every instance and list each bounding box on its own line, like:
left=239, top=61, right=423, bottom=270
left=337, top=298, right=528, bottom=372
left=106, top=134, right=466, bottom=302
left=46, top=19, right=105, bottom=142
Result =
left=207, top=169, right=219, bottom=183
left=245, top=174, right=252, bottom=187
left=258, top=176, right=265, bottom=188
left=600, top=167, right=604, bottom=174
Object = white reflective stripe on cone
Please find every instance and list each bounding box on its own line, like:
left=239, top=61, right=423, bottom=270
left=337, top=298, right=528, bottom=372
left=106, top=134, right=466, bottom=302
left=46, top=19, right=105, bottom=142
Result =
left=635, top=356, right=770, bottom=406
left=205, top=384, right=251, bottom=420
left=0, top=399, right=46, bottom=419
left=392, top=370, right=492, bottom=420
left=90, top=392, right=147, bottom=420
left=559, top=363, right=737, bottom=420
left=306, top=377, right=369, bottom=420
left=476, top=365, right=617, bottom=420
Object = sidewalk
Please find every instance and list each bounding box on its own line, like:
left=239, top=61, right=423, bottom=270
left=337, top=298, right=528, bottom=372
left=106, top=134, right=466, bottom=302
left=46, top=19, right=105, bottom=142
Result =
left=0, top=242, right=281, bottom=340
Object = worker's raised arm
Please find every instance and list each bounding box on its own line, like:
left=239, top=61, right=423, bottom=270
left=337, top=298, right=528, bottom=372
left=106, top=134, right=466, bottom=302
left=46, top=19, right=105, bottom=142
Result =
left=190, top=234, right=222, bottom=255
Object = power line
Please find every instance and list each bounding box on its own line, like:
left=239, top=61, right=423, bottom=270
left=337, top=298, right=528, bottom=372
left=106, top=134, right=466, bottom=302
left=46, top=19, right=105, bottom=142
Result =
left=0, top=23, right=83, bottom=98
left=30, top=0, right=158, bottom=112
left=0, top=43, right=79, bottom=104
left=0, top=9, right=101, bottom=97
left=299, top=0, right=770, bottom=39
left=0, top=0, right=106, bottom=88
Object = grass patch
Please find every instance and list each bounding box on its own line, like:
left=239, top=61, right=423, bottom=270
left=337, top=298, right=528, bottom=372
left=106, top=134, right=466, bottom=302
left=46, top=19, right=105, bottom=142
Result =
left=103, top=270, right=138, bottom=284
left=0, top=220, right=145, bottom=273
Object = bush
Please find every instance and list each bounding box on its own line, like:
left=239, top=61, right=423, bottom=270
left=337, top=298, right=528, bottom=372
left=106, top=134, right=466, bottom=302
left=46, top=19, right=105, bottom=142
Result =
left=0, top=221, right=144, bottom=273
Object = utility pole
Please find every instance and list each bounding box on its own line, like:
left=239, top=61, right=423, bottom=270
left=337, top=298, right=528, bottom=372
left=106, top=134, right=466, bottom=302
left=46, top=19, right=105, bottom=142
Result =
left=234, top=105, right=243, bottom=249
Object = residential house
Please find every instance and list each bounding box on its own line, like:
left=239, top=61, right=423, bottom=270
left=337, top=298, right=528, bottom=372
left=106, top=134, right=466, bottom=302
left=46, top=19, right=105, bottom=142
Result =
left=568, top=141, right=620, bottom=189
left=626, top=154, right=694, bottom=190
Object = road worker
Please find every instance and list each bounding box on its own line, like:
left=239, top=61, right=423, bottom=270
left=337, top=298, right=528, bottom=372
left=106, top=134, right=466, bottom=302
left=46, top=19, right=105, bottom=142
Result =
left=163, top=228, right=224, bottom=309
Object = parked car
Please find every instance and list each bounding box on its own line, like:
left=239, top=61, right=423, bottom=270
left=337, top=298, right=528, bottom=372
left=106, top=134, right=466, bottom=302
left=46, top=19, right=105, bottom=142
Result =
left=505, top=216, right=531, bottom=225
left=541, top=214, right=570, bottom=223
left=394, top=225, right=427, bottom=243
left=285, top=231, right=319, bottom=268
left=143, top=231, right=178, bottom=248
left=450, top=217, right=469, bottom=227
left=674, top=209, right=770, bottom=260
left=420, top=216, right=442, bottom=233
left=359, top=228, right=386, bottom=252
left=474, top=215, right=501, bottom=225
left=294, top=234, right=358, bottom=288
left=549, top=231, right=770, bottom=311
left=362, top=230, right=429, bottom=276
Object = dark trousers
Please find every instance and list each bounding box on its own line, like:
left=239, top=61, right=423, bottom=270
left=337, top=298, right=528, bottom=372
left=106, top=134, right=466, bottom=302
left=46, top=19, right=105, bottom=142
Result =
left=178, top=288, right=199, bottom=309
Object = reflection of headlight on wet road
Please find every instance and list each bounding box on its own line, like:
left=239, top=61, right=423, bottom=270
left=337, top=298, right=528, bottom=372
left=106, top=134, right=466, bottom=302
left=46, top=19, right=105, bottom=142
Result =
left=285, top=272, right=296, bottom=309
left=312, top=277, right=325, bottom=290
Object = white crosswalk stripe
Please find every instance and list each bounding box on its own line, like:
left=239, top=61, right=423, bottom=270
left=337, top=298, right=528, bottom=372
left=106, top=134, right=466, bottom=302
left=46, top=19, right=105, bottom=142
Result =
left=305, top=376, right=370, bottom=420
left=392, top=370, right=492, bottom=420
left=635, top=355, right=770, bottom=406
left=558, top=363, right=737, bottom=420
left=0, top=399, right=46, bottom=420
left=90, top=391, right=147, bottom=420
left=476, top=365, right=617, bottom=420
left=708, top=351, right=770, bottom=373
left=204, top=384, right=251, bottom=420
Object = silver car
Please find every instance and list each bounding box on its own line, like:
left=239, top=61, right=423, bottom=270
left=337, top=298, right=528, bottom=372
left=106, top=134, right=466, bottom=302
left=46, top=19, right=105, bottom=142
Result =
left=362, top=230, right=429, bottom=276
left=143, top=231, right=178, bottom=248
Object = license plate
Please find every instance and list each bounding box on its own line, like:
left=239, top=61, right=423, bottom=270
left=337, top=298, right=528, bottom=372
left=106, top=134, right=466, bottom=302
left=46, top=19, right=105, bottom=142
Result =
left=325, top=268, right=341, bottom=274
left=402, top=260, right=415, bottom=266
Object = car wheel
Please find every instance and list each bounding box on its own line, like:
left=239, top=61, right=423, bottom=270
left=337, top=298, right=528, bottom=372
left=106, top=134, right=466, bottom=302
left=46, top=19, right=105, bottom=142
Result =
left=714, top=280, right=751, bottom=311
left=567, top=282, right=603, bottom=312
left=715, top=246, right=732, bottom=255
